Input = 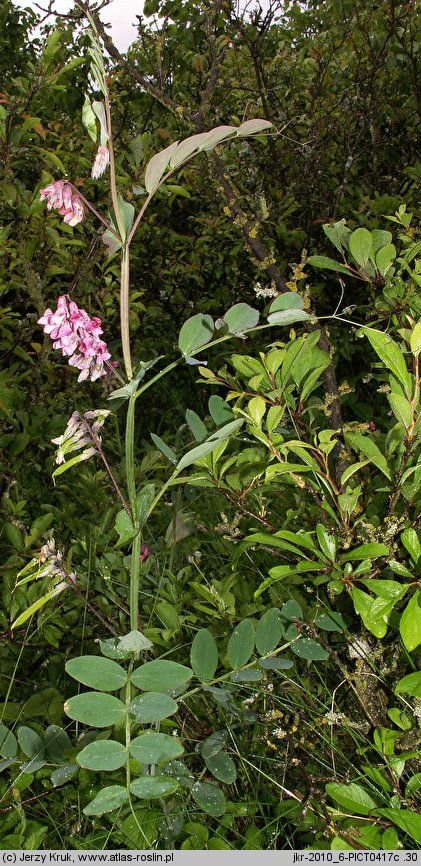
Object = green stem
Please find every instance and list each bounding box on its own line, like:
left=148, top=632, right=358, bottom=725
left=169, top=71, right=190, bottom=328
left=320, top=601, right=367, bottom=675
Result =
left=105, top=89, right=126, bottom=242
left=121, top=245, right=132, bottom=381
left=125, top=395, right=137, bottom=514
left=126, top=394, right=140, bottom=629
left=125, top=658, right=134, bottom=789
left=133, top=358, right=183, bottom=401
left=130, top=532, right=141, bottom=632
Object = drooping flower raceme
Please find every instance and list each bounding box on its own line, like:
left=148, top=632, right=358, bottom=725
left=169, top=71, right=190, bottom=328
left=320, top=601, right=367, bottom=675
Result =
left=38, top=295, right=111, bottom=382
left=91, top=145, right=110, bottom=179
left=39, top=180, right=84, bottom=226
left=52, top=409, right=110, bottom=467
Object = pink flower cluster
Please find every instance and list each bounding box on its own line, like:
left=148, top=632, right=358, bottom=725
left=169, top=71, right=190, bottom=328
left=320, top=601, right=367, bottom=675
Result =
left=92, top=145, right=110, bottom=179
left=38, top=295, right=111, bottom=382
left=39, top=180, right=84, bottom=227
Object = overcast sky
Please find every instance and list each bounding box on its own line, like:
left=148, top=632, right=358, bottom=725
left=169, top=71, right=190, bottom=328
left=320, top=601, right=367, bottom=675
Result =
left=11, top=0, right=270, bottom=52
left=12, top=0, right=147, bottom=52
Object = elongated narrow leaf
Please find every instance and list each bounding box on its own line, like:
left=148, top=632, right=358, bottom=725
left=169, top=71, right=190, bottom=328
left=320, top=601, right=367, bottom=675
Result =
left=150, top=433, right=177, bottom=464
left=345, top=432, right=391, bottom=480
left=186, top=409, right=208, bottom=442
left=170, top=126, right=236, bottom=169
left=169, top=133, right=211, bottom=168
left=11, top=587, right=65, bottom=629
left=343, top=542, right=388, bottom=561
left=307, top=255, right=352, bottom=276
left=82, top=95, right=97, bottom=142
left=52, top=449, right=97, bottom=478
left=177, top=419, right=243, bottom=470
left=362, top=328, right=411, bottom=394
left=399, top=591, right=421, bottom=652
left=236, top=119, right=272, bottom=135
left=144, top=141, right=179, bottom=193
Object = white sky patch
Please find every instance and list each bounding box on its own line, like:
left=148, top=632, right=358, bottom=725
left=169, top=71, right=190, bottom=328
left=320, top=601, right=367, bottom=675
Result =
left=11, top=0, right=145, bottom=52
left=11, top=0, right=271, bottom=53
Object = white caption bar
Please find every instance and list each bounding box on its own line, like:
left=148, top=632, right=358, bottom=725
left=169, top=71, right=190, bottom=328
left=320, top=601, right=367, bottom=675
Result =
left=0, top=852, right=419, bottom=866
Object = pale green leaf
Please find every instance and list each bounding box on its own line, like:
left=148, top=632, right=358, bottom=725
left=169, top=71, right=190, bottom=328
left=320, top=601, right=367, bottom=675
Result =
left=65, top=656, right=127, bottom=692
left=144, top=141, right=179, bottom=194
left=399, top=590, right=421, bottom=652
left=84, top=786, right=129, bottom=816
left=76, top=740, right=127, bottom=772
left=131, top=660, right=192, bottom=692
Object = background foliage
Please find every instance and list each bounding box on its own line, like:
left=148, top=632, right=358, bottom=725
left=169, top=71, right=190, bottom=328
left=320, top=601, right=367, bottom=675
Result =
left=0, top=0, right=420, bottom=851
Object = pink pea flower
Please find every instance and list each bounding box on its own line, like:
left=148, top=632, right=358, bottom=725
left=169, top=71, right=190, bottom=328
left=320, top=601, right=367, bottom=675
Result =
left=91, top=145, right=110, bottom=179
left=38, top=295, right=112, bottom=383
left=39, top=180, right=84, bottom=227
left=140, top=545, right=151, bottom=562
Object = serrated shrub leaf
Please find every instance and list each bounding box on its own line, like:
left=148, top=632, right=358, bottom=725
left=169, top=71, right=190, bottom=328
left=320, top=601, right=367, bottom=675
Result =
left=349, top=227, right=372, bottom=267
left=326, top=782, right=378, bottom=815
left=395, top=672, right=421, bottom=698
